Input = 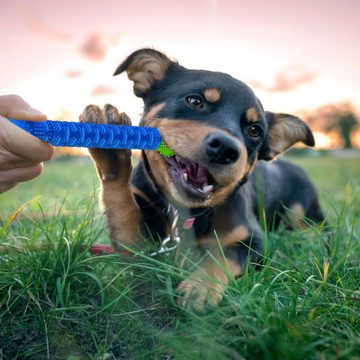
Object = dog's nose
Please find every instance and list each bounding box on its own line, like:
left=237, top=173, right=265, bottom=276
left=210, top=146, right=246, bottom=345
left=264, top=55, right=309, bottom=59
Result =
left=205, top=132, right=240, bottom=165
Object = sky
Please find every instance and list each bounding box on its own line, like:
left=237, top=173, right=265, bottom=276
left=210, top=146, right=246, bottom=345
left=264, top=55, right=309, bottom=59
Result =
left=1, top=0, right=359, bottom=131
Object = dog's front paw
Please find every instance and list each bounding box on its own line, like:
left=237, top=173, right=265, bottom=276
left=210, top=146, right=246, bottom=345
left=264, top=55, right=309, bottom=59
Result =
left=177, top=271, right=226, bottom=312
left=79, top=104, right=132, bottom=181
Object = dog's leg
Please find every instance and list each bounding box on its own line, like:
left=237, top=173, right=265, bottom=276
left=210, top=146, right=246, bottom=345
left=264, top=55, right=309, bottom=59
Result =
left=177, top=229, right=262, bottom=311
left=80, top=104, right=143, bottom=250
left=177, top=251, right=241, bottom=311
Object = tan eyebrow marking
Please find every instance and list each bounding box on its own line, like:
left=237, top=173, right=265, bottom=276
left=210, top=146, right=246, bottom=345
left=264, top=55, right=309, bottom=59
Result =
left=204, top=88, right=221, bottom=103
left=141, top=102, right=166, bottom=125
left=246, top=107, right=259, bottom=123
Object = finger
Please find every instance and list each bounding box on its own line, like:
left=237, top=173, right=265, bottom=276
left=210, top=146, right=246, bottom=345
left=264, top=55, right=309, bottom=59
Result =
left=0, top=115, right=54, bottom=162
left=0, top=182, right=17, bottom=194
left=0, top=157, right=41, bottom=171
left=0, top=163, right=43, bottom=183
left=0, top=95, right=47, bottom=121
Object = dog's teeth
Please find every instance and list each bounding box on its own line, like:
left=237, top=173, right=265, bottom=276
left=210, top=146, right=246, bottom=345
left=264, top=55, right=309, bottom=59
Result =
left=183, top=172, right=188, bottom=182
left=203, top=185, right=213, bottom=193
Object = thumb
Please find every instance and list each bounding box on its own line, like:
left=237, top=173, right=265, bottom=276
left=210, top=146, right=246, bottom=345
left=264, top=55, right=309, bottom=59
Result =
left=13, top=106, right=47, bottom=122
left=0, top=95, right=47, bottom=122
left=0, top=115, right=54, bottom=162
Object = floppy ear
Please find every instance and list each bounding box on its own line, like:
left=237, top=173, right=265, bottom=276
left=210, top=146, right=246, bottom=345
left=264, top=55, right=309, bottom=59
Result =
left=259, top=112, right=315, bottom=160
left=113, top=48, right=172, bottom=98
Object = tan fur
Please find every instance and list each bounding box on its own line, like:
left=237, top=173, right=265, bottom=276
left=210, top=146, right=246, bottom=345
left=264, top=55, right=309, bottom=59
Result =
left=246, top=107, right=259, bottom=123
left=141, top=103, right=166, bottom=125
left=267, top=114, right=310, bottom=158
left=220, top=225, right=249, bottom=247
left=143, top=105, right=249, bottom=207
left=131, top=185, right=153, bottom=205
left=287, top=202, right=306, bottom=228
left=124, top=52, right=171, bottom=95
left=156, top=120, right=213, bottom=159
left=80, top=104, right=144, bottom=249
left=80, top=105, right=132, bottom=181
left=198, top=225, right=249, bottom=248
left=79, top=105, right=103, bottom=124
left=177, top=254, right=242, bottom=310
left=101, top=180, right=143, bottom=249
left=144, top=119, right=248, bottom=208
left=248, top=153, right=258, bottom=174
left=204, top=88, right=221, bottom=103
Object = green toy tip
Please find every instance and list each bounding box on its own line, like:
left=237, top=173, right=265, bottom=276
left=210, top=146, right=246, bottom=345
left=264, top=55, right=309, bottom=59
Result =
left=156, top=139, right=176, bottom=157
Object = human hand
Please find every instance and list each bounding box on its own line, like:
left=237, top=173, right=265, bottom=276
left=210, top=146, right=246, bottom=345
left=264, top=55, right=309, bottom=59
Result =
left=0, top=95, right=54, bottom=194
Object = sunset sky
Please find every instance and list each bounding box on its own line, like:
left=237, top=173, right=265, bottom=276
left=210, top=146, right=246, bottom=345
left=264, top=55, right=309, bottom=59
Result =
left=1, top=0, right=359, bottom=132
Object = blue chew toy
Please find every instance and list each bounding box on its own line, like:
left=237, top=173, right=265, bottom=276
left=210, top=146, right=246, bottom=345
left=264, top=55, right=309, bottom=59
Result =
left=9, top=119, right=175, bottom=157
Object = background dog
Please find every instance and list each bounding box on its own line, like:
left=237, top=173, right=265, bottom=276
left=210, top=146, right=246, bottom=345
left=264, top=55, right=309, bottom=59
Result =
left=80, top=49, right=324, bottom=310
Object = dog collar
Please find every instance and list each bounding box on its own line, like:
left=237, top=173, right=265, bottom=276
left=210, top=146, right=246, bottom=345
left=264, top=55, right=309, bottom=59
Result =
left=182, top=216, right=196, bottom=229
left=90, top=206, right=194, bottom=256
left=170, top=205, right=196, bottom=230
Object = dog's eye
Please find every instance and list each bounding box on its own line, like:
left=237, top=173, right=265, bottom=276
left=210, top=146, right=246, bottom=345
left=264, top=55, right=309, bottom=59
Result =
left=186, top=95, right=203, bottom=109
left=248, top=125, right=262, bottom=139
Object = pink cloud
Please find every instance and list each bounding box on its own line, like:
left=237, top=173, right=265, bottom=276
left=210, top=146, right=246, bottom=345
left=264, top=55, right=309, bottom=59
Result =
left=79, top=34, right=107, bottom=61
left=15, top=4, right=72, bottom=42
left=15, top=3, right=119, bottom=62
left=27, top=19, right=72, bottom=42
left=65, top=69, right=84, bottom=78
left=251, top=65, right=316, bottom=92
left=90, top=85, right=116, bottom=97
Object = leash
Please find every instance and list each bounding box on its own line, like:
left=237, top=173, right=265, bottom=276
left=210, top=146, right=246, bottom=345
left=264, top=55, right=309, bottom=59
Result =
left=89, top=205, right=196, bottom=257
left=90, top=207, right=187, bottom=257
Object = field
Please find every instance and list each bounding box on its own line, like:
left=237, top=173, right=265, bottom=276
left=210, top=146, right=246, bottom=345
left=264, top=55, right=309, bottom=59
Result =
left=1, top=154, right=360, bottom=359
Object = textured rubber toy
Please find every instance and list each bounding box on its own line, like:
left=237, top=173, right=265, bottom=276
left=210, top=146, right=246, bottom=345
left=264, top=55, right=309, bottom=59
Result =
left=9, top=119, right=175, bottom=156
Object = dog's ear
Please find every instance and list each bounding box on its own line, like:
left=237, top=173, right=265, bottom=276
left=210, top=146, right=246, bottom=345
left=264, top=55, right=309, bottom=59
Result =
left=259, top=112, right=315, bottom=160
left=113, top=48, right=173, bottom=98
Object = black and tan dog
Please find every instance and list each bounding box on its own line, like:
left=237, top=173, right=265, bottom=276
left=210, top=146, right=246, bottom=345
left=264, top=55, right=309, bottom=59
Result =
left=80, top=49, right=324, bottom=310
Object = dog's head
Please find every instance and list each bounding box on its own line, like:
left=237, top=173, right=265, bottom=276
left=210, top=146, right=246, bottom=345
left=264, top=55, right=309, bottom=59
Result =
left=114, top=49, right=314, bottom=208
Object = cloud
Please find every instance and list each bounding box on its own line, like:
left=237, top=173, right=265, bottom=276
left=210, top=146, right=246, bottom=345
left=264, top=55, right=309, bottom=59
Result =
left=78, top=33, right=124, bottom=61
left=90, top=85, right=117, bottom=97
left=65, top=69, right=84, bottom=79
left=79, top=34, right=107, bottom=61
left=15, top=3, right=72, bottom=42
left=251, top=65, right=316, bottom=92
left=15, top=3, right=120, bottom=62
left=27, top=19, right=72, bottom=42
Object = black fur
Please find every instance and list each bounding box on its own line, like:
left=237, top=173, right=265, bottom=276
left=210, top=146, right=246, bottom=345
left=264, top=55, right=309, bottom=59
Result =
left=112, top=49, right=325, bottom=305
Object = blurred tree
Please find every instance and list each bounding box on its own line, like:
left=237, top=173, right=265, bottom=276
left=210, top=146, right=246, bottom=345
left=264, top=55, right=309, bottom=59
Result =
left=302, top=102, right=359, bottom=149
left=337, top=112, right=358, bottom=148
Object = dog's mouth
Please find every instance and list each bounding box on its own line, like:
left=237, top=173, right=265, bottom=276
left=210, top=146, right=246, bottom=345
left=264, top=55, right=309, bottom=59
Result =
left=164, top=155, right=216, bottom=200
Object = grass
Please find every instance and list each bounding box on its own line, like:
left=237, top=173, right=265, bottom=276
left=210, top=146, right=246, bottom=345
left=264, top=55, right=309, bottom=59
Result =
left=0, top=154, right=359, bottom=359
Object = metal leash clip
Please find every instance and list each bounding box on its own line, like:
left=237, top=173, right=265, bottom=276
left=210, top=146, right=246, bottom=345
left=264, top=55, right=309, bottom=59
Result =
left=149, top=212, right=180, bottom=257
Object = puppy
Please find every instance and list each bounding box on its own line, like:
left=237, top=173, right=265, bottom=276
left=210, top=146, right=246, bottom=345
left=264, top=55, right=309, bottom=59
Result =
left=80, top=49, right=324, bottom=310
